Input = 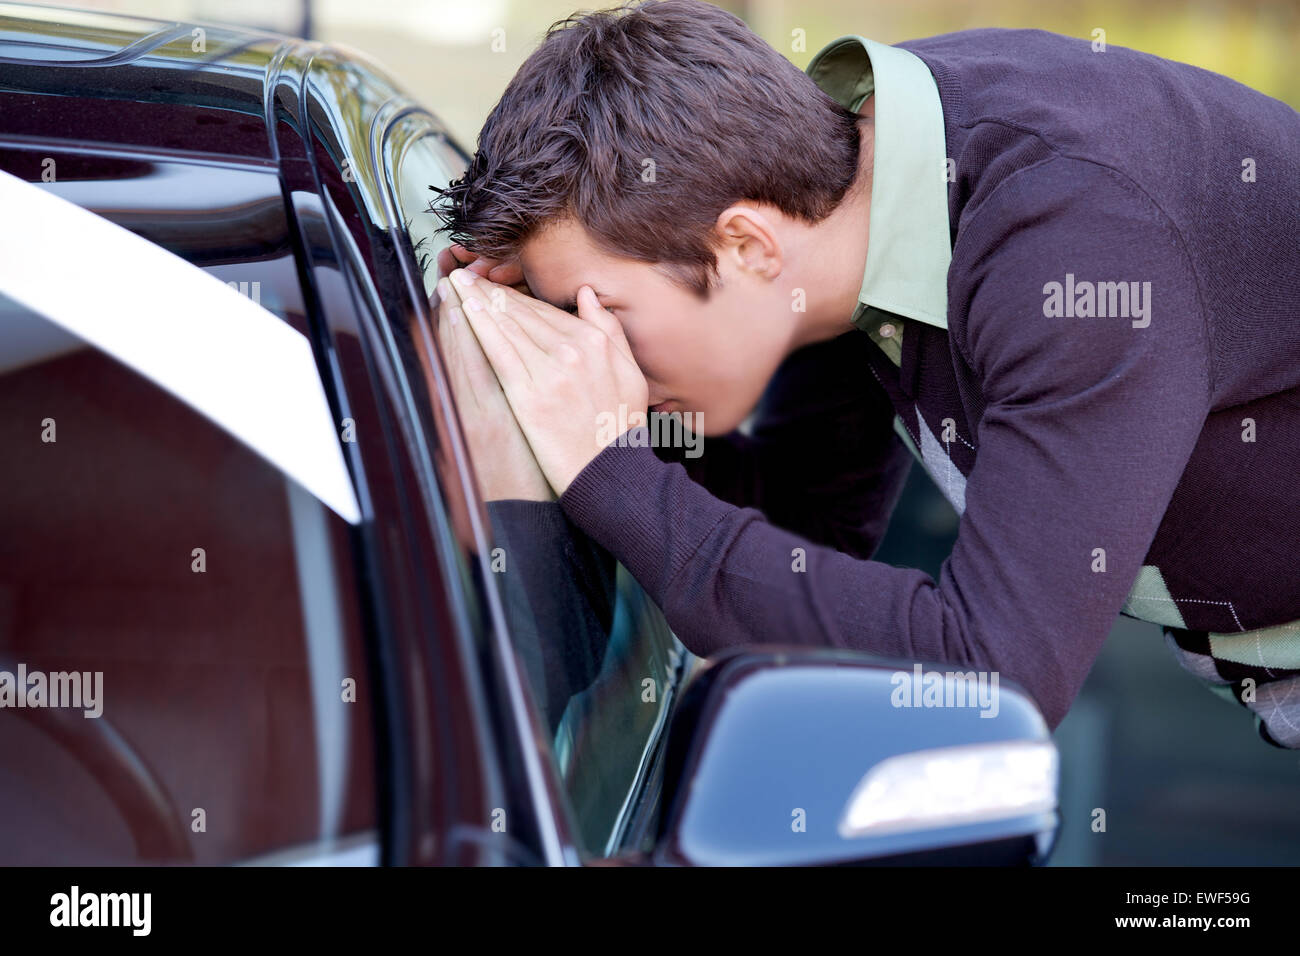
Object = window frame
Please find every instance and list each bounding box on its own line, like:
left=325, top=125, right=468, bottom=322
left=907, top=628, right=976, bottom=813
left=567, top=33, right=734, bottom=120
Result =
left=375, top=111, right=701, bottom=861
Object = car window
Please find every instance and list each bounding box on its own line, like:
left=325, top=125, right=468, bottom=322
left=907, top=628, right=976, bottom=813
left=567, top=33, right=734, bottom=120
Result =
left=0, top=150, right=376, bottom=864
left=384, top=117, right=698, bottom=857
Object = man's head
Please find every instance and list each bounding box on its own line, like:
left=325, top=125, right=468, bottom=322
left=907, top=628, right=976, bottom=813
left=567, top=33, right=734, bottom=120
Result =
left=436, top=0, right=870, bottom=432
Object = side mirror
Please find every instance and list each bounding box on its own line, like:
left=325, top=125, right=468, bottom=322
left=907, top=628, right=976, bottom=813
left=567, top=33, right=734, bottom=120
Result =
left=653, top=647, right=1059, bottom=866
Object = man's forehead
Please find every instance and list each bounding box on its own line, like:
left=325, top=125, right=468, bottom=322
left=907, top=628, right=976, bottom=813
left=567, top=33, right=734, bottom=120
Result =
left=519, top=231, right=604, bottom=309
left=517, top=221, right=662, bottom=309
left=517, top=258, right=577, bottom=310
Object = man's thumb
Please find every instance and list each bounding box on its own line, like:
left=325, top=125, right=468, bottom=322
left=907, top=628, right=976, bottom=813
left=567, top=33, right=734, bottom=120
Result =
left=576, top=286, right=633, bottom=361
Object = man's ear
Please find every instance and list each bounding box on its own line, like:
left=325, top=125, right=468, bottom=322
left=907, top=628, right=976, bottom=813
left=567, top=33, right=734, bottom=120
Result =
left=714, top=204, right=783, bottom=281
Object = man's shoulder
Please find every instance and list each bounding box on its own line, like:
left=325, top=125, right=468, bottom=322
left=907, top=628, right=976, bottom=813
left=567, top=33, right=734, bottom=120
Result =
left=895, top=26, right=1104, bottom=89
left=896, top=26, right=1087, bottom=59
left=943, top=154, right=1210, bottom=381
left=900, top=25, right=1292, bottom=150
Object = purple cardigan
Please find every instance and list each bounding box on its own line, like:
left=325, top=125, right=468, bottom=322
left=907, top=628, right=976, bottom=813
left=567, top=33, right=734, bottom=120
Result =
left=554, top=28, right=1300, bottom=730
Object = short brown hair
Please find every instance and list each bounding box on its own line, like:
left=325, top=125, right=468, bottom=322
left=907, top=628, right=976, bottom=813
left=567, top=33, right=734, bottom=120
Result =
left=432, top=0, right=866, bottom=298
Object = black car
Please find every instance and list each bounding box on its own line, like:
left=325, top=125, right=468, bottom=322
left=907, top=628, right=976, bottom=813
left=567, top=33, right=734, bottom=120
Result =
left=0, top=4, right=1059, bottom=866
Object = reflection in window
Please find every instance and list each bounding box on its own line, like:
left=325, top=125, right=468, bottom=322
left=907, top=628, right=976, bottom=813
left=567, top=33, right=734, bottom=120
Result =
left=0, top=297, right=375, bottom=864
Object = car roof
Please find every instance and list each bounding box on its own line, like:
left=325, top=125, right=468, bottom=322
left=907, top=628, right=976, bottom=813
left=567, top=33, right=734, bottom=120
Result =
left=0, top=2, right=289, bottom=159
left=0, top=1, right=435, bottom=165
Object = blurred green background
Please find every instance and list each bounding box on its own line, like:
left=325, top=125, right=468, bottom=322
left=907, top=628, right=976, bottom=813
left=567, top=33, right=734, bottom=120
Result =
left=23, top=0, right=1300, bottom=866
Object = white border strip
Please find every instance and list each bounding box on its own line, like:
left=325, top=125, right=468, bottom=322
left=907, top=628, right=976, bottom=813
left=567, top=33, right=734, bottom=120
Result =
left=0, top=169, right=360, bottom=524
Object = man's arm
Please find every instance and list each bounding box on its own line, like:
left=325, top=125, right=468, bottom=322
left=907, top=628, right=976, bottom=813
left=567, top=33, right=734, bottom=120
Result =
left=557, top=158, right=1212, bottom=729
left=654, top=329, right=914, bottom=560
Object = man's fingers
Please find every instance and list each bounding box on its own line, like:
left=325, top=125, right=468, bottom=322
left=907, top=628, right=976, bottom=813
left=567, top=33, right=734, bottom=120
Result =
left=435, top=281, right=482, bottom=385
left=576, top=285, right=635, bottom=363
left=437, top=242, right=478, bottom=276
left=436, top=281, right=477, bottom=410
left=436, top=242, right=511, bottom=281
left=484, top=259, right=525, bottom=286
left=466, top=257, right=523, bottom=284
left=486, top=281, right=578, bottom=340
left=447, top=293, right=505, bottom=397
left=454, top=275, right=537, bottom=388
left=435, top=246, right=457, bottom=278
left=452, top=271, right=563, bottom=356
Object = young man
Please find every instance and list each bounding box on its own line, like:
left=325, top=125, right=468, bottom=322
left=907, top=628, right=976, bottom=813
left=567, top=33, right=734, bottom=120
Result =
left=431, top=0, right=1300, bottom=746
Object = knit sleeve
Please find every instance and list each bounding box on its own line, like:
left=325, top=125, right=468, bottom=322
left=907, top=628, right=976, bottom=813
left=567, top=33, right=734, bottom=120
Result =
left=559, top=155, right=1211, bottom=729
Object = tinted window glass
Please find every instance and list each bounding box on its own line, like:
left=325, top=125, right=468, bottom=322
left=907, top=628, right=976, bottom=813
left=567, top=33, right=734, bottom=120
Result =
left=0, top=152, right=376, bottom=864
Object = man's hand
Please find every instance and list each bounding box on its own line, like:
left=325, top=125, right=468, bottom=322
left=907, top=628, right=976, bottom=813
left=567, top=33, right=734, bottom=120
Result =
left=448, top=268, right=648, bottom=496
left=437, top=243, right=530, bottom=293
left=435, top=275, right=553, bottom=502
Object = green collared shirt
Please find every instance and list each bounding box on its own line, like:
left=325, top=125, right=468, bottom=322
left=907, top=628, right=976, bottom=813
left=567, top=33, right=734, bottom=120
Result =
left=805, top=36, right=953, bottom=366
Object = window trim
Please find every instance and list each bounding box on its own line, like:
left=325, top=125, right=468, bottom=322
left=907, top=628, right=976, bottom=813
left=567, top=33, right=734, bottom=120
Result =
left=375, top=114, right=698, bottom=862
left=0, top=164, right=361, bottom=525
left=372, top=107, right=576, bottom=865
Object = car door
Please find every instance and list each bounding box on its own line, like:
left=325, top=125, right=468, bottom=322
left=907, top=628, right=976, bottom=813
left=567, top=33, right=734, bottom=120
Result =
left=380, top=110, right=702, bottom=859
left=0, top=146, right=379, bottom=864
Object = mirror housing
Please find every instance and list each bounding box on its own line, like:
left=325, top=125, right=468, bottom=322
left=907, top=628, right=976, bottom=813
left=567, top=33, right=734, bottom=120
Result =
left=653, top=647, right=1059, bottom=866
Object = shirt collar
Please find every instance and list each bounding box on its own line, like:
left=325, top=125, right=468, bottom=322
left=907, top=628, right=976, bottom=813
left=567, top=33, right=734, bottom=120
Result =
left=806, top=36, right=951, bottom=331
